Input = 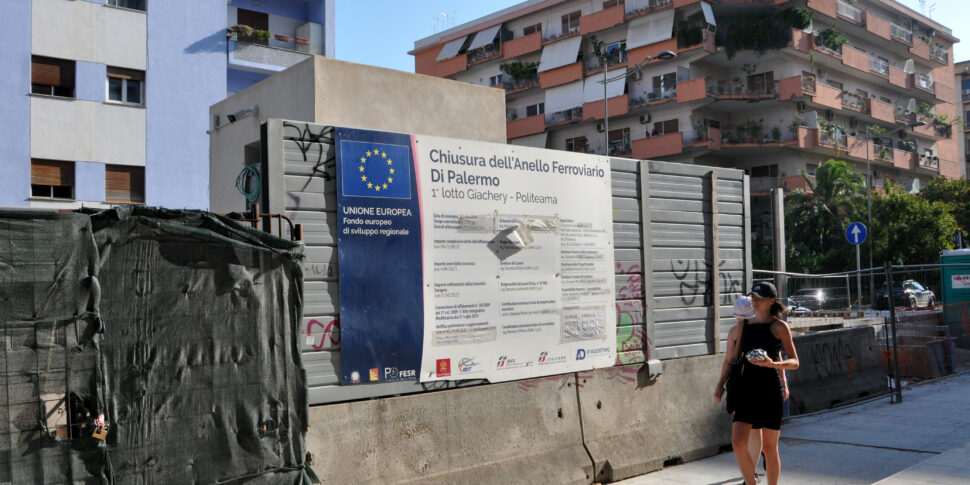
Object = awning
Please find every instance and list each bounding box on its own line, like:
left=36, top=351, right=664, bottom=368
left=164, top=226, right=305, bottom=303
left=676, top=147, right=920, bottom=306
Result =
left=509, top=132, right=548, bottom=148
left=538, top=36, right=583, bottom=73
left=701, top=1, right=716, bottom=27
left=626, top=9, right=675, bottom=50
left=466, top=24, right=502, bottom=51
left=544, top=80, right=584, bottom=112
left=583, top=68, right=628, bottom=103
left=436, top=36, right=468, bottom=61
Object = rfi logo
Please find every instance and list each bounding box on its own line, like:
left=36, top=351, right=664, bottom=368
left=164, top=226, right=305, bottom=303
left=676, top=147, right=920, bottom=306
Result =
left=458, top=357, right=478, bottom=373
left=496, top=355, right=508, bottom=368
left=350, top=371, right=360, bottom=384
left=369, top=368, right=380, bottom=381
left=576, top=349, right=587, bottom=360
left=538, top=351, right=548, bottom=363
left=436, top=359, right=451, bottom=377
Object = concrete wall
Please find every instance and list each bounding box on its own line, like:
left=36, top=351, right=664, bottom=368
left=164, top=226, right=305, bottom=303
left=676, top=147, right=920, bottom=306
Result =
left=31, top=0, right=146, bottom=69
left=145, top=0, right=227, bottom=209
left=0, top=0, right=31, bottom=207
left=30, top=97, right=146, bottom=166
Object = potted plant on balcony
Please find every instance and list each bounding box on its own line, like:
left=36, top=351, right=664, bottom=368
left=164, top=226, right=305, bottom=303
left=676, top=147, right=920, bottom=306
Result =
left=499, top=60, right=539, bottom=88
left=227, top=24, right=254, bottom=40
left=814, top=26, right=849, bottom=53
left=770, top=126, right=782, bottom=142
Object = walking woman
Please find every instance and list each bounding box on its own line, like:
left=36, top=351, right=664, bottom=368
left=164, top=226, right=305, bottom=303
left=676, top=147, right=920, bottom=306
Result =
left=715, top=282, right=799, bottom=485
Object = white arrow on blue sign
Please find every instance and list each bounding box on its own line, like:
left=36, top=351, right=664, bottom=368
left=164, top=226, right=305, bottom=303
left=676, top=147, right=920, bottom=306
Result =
left=845, top=222, right=867, bottom=245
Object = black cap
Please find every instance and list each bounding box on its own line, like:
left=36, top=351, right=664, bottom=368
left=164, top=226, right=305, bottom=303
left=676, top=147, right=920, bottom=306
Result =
left=750, top=282, right=778, bottom=299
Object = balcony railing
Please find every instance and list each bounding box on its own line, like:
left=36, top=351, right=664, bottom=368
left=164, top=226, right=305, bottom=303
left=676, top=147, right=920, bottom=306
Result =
left=930, top=44, right=948, bottom=63
left=895, top=105, right=917, bottom=123
left=916, top=73, right=934, bottom=90
left=608, top=141, right=632, bottom=156
left=544, top=26, right=579, bottom=42
left=919, top=155, right=940, bottom=169
left=467, top=46, right=500, bottom=64
left=841, top=91, right=868, bottom=112
left=963, top=89, right=970, bottom=102
left=869, top=56, right=889, bottom=76
left=229, top=31, right=311, bottom=53
left=504, top=78, right=539, bottom=92
left=890, top=23, right=913, bottom=43
left=707, top=79, right=777, bottom=97
left=586, top=52, right=628, bottom=71
left=546, top=106, right=583, bottom=124
left=625, top=0, right=673, bottom=17
left=802, top=75, right=817, bottom=93
left=836, top=1, right=863, bottom=23
left=628, top=88, right=676, bottom=106
left=819, top=129, right=847, bottom=147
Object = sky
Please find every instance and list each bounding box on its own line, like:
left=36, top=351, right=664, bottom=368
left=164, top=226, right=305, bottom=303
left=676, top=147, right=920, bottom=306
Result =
left=335, top=1, right=970, bottom=74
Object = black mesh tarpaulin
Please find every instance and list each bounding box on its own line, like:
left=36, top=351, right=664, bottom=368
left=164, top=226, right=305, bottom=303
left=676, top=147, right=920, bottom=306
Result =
left=0, top=207, right=309, bottom=484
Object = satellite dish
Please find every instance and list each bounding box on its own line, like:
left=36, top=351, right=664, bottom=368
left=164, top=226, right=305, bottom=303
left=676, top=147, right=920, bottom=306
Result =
left=910, top=178, right=921, bottom=194
left=907, top=98, right=917, bottom=112
left=904, top=59, right=915, bottom=74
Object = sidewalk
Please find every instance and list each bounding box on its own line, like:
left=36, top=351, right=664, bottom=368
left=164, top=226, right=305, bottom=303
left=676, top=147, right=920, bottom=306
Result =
left=617, top=372, right=970, bottom=485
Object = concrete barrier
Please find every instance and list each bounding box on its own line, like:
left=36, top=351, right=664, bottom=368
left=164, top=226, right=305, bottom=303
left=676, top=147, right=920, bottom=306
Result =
left=577, top=355, right=732, bottom=482
left=305, top=374, right=591, bottom=484
left=788, top=326, right=887, bottom=415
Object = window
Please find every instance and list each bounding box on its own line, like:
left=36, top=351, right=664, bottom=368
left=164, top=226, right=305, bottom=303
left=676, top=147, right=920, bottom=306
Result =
left=523, top=23, right=542, bottom=36
left=31, top=56, right=75, bottom=98
left=106, top=67, right=144, bottom=105
left=603, top=0, right=621, bottom=8
left=31, top=160, right=74, bottom=199
left=880, top=96, right=892, bottom=104
left=565, top=136, right=588, bottom=152
left=604, top=41, right=626, bottom=66
left=561, top=11, right=581, bottom=34
left=107, top=0, right=146, bottom=10
left=489, top=74, right=503, bottom=86
left=105, top=165, right=145, bottom=203
left=806, top=164, right=818, bottom=176
left=962, top=79, right=970, bottom=91
left=236, top=8, right=269, bottom=43
left=651, top=72, right=676, bottom=98
left=704, top=119, right=721, bottom=129
left=750, top=165, right=778, bottom=177
left=608, top=128, right=630, bottom=155
left=652, top=119, right=678, bottom=135
left=525, top=102, right=544, bottom=117
left=826, top=79, right=843, bottom=90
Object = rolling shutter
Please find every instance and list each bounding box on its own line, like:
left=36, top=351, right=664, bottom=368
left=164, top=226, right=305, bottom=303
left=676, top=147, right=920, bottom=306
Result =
left=106, top=165, right=145, bottom=203
left=31, top=160, right=74, bottom=186
left=31, top=56, right=73, bottom=86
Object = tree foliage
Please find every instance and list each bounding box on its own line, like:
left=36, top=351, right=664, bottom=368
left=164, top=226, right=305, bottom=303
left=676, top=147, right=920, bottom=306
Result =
left=919, top=177, right=970, bottom=235
left=870, top=182, right=958, bottom=265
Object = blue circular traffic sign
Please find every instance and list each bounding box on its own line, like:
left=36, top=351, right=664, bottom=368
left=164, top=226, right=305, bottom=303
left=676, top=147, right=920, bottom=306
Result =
left=845, top=222, right=867, bottom=245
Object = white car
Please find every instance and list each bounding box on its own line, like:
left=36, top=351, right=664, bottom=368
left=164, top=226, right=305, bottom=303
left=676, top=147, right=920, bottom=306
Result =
left=783, top=297, right=811, bottom=315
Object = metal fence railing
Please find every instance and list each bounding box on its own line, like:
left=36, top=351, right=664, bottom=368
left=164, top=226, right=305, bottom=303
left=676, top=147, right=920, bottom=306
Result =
left=755, top=262, right=970, bottom=408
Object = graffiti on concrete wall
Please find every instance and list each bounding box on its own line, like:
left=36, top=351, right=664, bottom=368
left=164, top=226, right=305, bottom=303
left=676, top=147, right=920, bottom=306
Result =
left=811, top=337, right=856, bottom=380
left=282, top=121, right=336, bottom=183
left=671, top=259, right=742, bottom=306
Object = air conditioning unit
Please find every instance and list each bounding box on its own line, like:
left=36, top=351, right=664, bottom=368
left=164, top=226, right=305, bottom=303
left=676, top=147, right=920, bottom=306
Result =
left=816, top=67, right=826, bottom=78
left=596, top=122, right=605, bottom=132
left=639, top=113, right=651, bottom=124
left=825, top=110, right=835, bottom=120
left=630, top=71, right=643, bottom=81
left=796, top=101, right=807, bottom=112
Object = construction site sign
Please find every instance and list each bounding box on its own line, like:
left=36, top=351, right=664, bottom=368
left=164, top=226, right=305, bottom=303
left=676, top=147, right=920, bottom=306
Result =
left=335, top=128, right=616, bottom=385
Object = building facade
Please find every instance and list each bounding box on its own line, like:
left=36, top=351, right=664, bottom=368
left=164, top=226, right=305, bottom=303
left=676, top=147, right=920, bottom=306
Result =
left=0, top=0, right=334, bottom=210
left=956, top=60, right=970, bottom=179
left=412, top=0, right=960, bottom=199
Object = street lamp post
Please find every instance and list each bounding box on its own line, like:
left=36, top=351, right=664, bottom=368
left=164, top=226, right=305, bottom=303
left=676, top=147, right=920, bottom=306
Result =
left=864, top=119, right=925, bottom=305
left=600, top=50, right=676, bottom=155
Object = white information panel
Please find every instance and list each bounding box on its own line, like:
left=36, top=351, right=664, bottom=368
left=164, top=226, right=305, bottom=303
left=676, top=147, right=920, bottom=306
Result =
left=414, top=135, right=616, bottom=382
left=953, top=275, right=970, bottom=289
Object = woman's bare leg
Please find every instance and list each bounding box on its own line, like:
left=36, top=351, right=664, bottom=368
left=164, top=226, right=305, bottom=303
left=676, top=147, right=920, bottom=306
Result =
left=748, top=429, right=763, bottom=471
left=761, top=428, right=782, bottom=485
left=732, top=422, right=757, bottom=485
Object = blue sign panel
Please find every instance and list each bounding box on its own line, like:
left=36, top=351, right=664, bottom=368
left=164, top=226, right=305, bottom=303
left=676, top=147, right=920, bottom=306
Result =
left=335, top=128, right=423, bottom=385
left=845, top=222, right=867, bottom=245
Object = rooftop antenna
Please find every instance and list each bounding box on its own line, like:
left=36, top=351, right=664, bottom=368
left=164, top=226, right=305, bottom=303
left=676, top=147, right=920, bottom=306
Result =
left=432, top=11, right=456, bottom=33
left=918, top=0, right=926, bottom=15
left=928, top=3, right=935, bottom=19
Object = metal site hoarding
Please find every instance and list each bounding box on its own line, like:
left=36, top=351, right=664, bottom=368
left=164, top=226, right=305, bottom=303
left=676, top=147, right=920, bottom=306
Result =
left=333, top=127, right=617, bottom=385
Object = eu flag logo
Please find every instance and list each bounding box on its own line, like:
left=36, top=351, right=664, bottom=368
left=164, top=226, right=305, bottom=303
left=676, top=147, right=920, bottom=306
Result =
left=340, top=140, right=411, bottom=199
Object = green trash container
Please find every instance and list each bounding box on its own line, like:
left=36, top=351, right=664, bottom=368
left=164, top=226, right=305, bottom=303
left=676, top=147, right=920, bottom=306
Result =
left=940, top=249, right=970, bottom=349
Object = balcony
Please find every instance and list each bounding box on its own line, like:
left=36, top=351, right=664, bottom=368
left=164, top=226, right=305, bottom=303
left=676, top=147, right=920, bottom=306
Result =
left=628, top=88, right=676, bottom=107
left=632, top=132, right=683, bottom=159
left=504, top=78, right=539, bottom=95
left=503, top=32, right=542, bottom=58
left=836, top=1, right=863, bottom=24
left=890, top=23, right=913, bottom=44
left=915, top=73, right=934, bottom=93
left=228, top=32, right=313, bottom=73
left=585, top=52, right=628, bottom=74
left=779, top=75, right=807, bottom=100
left=894, top=105, right=917, bottom=124
left=869, top=98, right=895, bottom=124
left=818, top=128, right=847, bottom=148
left=930, top=43, right=948, bottom=64
left=539, top=62, right=582, bottom=89
left=919, top=154, right=940, bottom=170
left=910, top=37, right=931, bottom=61
left=583, top=94, right=629, bottom=120
left=796, top=126, right=818, bottom=150
left=840, top=91, right=868, bottom=113
left=677, top=78, right=707, bottom=103
left=841, top=45, right=870, bottom=73
left=935, top=83, right=954, bottom=103
left=812, top=83, right=842, bottom=111
left=962, top=89, right=970, bottom=102
left=868, top=55, right=889, bottom=76
left=625, top=0, right=673, bottom=20
left=507, top=114, right=546, bottom=139
left=580, top=4, right=625, bottom=35
left=545, top=106, right=583, bottom=125
left=543, top=26, right=580, bottom=43
left=467, top=45, right=501, bottom=66
left=893, top=148, right=918, bottom=170
left=706, top=79, right=776, bottom=100
left=888, top=65, right=913, bottom=90
left=865, top=13, right=892, bottom=41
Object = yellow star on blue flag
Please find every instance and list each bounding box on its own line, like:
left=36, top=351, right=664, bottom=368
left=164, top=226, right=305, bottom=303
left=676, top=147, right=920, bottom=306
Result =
left=340, top=140, right=411, bottom=199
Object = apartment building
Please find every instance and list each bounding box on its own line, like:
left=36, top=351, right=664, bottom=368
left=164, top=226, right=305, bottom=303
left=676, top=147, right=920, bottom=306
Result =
left=0, top=0, right=334, bottom=210
left=956, top=60, right=970, bottom=178
left=412, top=0, right=960, bottom=199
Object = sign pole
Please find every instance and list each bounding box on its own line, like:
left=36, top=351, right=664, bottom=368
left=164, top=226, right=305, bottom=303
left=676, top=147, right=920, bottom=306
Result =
left=855, top=244, right=862, bottom=309
left=846, top=222, right=868, bottom=309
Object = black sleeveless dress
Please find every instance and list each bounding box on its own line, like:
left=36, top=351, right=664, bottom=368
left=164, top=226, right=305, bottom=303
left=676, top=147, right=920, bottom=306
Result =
left=733, top=320, right=784, bottom=430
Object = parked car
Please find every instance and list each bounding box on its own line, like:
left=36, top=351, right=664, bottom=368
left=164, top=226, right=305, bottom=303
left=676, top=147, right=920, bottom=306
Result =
left=789, top=288, right=849, bottom=311
left=874, top=280, right=936, bottom=309
left=782, top=297, right=811, bottom=315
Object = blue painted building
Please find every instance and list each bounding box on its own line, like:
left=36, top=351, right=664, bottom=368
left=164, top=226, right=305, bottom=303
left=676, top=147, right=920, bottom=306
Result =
left=0, top=0, right=334, bottom=209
